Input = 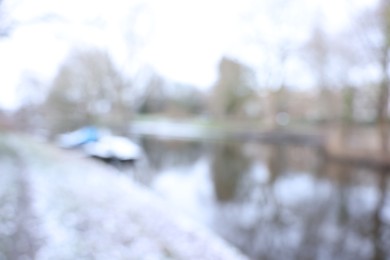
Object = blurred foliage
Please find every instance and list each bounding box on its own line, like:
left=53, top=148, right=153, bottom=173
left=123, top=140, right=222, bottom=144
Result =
left=138, top=73, right=167, bottom=114
left=138, top=74, right=206, bottom=117
left=43, top=48, right=131, bottom=135
left=0, top=0, right=12, bottom=37
left=209, top=57, right=258, bottom=120
left=5, top=0, right=390, bottom=154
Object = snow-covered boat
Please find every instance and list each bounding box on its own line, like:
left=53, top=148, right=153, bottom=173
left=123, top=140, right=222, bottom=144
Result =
left=56, top=127, right=142, bottom=162
left=83, top=135, right=142, bottom=162
left=56, top=126, right=99, bottom=149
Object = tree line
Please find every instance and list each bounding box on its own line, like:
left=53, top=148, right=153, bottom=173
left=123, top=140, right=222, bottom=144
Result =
left=2, top=0, right=390, bottom=154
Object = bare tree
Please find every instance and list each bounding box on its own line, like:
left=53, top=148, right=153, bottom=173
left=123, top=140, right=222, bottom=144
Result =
left=355, top=0, right=390, bottom=154
left=0, top=0, right=7, bottom=37
left=304, top=22, right=335, bottom=123
left=375, top=0, right=390, bottom=154
left=44, top=48, right=131, bottom=135
left=0, top=0, right=15, bottom=38
left=137, top=72, right=168, bottom=114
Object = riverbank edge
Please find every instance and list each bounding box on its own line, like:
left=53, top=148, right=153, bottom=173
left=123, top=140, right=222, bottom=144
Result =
left=129, top=118, right=390, bottom=170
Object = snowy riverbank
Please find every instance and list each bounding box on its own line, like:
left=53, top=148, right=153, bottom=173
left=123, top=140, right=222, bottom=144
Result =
left=0, top=133, right=247, bottom=260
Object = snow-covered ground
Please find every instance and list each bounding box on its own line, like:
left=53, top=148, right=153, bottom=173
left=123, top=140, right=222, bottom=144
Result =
left=0, top=133, right=248, bottom=260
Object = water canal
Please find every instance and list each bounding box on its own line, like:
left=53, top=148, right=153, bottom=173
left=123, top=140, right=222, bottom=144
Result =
left=130, top=135, right=390, bottom=260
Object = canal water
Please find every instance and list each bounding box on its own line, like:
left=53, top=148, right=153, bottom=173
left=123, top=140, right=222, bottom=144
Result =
left=131, top=136, right=390, bottom=260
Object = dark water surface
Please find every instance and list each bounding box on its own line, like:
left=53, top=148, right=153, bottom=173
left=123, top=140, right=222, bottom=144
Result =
left=132, top=136, right=390, bottom=260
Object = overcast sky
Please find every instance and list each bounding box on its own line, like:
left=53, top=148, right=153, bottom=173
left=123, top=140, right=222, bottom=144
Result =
left=0, top=0, right=378, bottom=110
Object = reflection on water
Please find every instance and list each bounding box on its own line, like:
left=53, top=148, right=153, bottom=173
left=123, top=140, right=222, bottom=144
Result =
left=140, top=138, right=204, bottom=171
left=137, top=136, right=390, bottom=260
left=211, top=142, right=250, bottom=201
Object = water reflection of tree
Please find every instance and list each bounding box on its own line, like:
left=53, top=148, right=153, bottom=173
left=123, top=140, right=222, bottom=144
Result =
left=371, top=170, right=389, bottom=260
left=211, top=144, right=390, bottom=259
left=307, top=164, right=390, bottom=259
left=266, top=144, right=287, bottom=183
left=211, top=142, right=251, bottom=202
left=140, top=137, right=390, bottom=259
left=303, top=163, right=352, bottom=259
left=141, top=138, right=204, bottom=172
left=267, top=145, right=322, bottom=183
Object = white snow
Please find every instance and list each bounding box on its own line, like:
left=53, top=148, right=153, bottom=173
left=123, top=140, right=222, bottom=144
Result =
left=0, top=133, right=247, bottom=260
